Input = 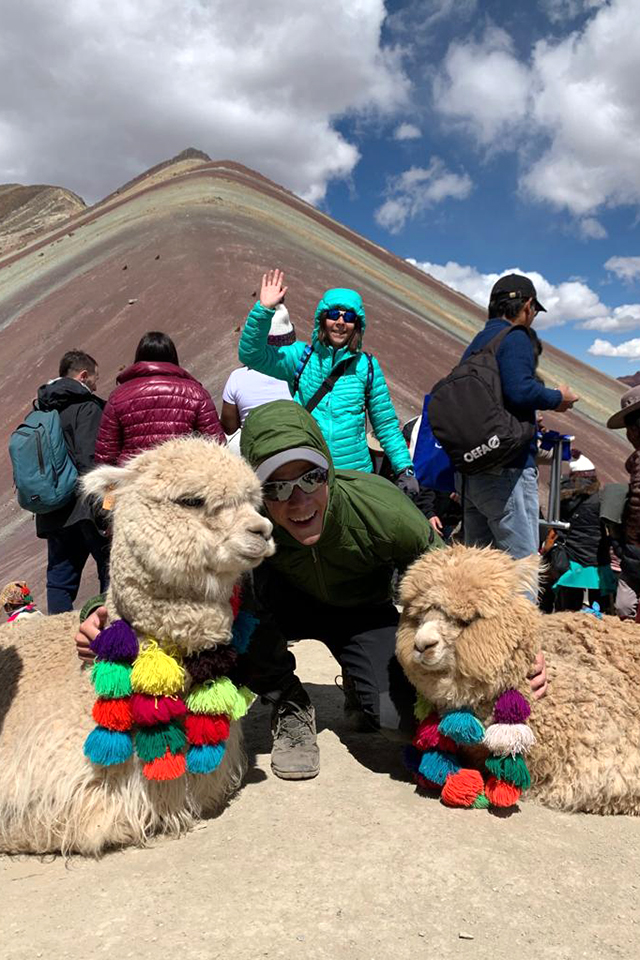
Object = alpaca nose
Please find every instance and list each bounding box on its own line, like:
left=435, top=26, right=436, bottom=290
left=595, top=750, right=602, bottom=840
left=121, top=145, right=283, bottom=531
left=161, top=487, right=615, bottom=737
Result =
left=414, top=623, right=440, bottom=652
left=248, top=515, right=273, bottom=540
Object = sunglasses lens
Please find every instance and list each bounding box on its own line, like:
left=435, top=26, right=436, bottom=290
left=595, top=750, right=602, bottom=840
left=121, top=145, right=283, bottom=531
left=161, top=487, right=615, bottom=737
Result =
left=298, top=468, right=328, bottom=493
left=262, top=481, right=290, bottom=502
left=343, top=310, right=357, bottom=324
left=326, top=308, right=357, bottom=324
left=326, top=308, right=340, bottom=320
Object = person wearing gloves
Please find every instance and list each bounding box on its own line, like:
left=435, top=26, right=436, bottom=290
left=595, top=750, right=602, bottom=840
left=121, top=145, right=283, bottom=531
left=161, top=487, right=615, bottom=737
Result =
left=238, top=268, right=419, bottom=497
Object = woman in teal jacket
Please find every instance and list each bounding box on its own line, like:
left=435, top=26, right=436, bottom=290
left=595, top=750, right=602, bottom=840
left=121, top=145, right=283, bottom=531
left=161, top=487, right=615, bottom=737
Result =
left=238, top=269, right=418, bottom=492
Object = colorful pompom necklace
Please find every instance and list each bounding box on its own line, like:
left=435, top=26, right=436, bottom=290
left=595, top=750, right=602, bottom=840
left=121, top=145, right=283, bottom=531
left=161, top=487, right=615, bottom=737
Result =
left=404, top=689, right=535, bottom=810
left=84, top=587, right=259, bottom=782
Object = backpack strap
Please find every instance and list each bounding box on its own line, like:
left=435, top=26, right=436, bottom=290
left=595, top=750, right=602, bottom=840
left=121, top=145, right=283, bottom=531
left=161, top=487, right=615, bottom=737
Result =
left=304, top=356, right=358, bottom=415
left=364, top=353, right=374, bottom=406
left=291, top=344, right=313, bottom=398
left=471, top=323, right=534, bottom=358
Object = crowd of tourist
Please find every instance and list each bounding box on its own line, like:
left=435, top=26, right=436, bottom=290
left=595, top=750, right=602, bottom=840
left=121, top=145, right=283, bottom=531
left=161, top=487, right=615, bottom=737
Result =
left=6, top=268, right=639, bottom=780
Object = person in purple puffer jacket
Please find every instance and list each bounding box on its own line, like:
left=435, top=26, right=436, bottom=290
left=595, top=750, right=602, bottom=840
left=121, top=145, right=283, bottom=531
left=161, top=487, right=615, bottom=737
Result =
left=94, top=331, right=225, bottom=465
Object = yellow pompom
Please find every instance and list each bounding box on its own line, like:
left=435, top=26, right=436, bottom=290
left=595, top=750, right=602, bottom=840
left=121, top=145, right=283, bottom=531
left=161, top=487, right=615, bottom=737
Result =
left=131, top=641, right=185, bottom=696
left=231, top=686, right=256, bottom=721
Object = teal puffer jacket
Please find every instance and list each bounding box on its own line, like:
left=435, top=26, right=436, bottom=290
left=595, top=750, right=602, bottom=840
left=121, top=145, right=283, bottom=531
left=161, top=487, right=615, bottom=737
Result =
left=238, top=288, right=412, bottom=474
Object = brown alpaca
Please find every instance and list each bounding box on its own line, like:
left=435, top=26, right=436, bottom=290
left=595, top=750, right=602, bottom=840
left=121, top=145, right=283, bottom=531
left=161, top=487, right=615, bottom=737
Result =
left=396, top=545, right=640, bottom=815
left=0, top=437, right=275, bottom=855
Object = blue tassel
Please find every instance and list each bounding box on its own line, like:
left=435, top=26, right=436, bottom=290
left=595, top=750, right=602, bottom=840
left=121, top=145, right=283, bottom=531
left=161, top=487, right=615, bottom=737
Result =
left=84, top=726, right=133, bottom=766
left=231, top=609, right=259, bottom=654
left=418, top=750, right=460, bottom=786
left=186, top=743, right=226, bottom=774
left=438, top=709, right=485, bottom=745
left=403, top=744, right=422, bottom=774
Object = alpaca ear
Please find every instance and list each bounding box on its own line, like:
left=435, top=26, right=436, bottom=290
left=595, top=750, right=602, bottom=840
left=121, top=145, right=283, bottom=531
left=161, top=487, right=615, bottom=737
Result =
left=82, top=463, right=135, bottom=504
left=514, top=554, right=540, bottom=599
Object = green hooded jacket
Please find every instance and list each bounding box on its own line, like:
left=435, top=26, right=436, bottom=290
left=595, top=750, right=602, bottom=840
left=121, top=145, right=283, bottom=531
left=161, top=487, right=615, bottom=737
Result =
left=240, top=401, right=442, bottom=607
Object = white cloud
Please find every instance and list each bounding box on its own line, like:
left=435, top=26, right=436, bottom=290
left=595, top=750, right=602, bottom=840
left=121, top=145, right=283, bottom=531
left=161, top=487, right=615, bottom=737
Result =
left=0, top=0, right=409, bottom=203
left=578, top=217, right=607, bottom=240
left=374, top=158, right=472, bottom=233
left=406, top=258, right=616, bottom=329
left=393, top=122, right=422, bottom=140
left=605, top=256, right=640, bottom=283
left=581, top=304, right=640, bottom=332
left=541, top=0, right=605, bottom=23
left=588, top=337, right=640, bottom=359
left=432, top=1, right=640, bottom=220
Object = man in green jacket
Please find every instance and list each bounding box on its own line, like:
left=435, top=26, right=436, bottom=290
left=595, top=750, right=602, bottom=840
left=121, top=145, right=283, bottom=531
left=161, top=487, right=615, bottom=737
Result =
left=236, top=400, right=442, bottom=780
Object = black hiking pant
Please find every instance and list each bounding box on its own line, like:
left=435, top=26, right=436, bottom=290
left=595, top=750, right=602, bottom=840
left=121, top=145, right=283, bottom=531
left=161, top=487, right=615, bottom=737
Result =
left=236, top=569, right=415, bottom=735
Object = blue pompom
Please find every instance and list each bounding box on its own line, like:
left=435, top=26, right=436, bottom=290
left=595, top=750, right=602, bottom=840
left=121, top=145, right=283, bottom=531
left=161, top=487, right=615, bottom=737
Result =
left=84, top=726, right=133, bottom=766
left=418, top=749, right=460, bottom=786
left=403, top=744, right=422, bottom=774
left=231, top=609, right=259, bottom=654
left=186, top=743, right=226, bottom=774
left=438, top=709, right=485, bottom=745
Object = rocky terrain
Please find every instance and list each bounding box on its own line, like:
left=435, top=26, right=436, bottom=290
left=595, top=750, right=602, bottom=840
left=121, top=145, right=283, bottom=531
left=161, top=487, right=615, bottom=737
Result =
left=0, top=183, right=85, bottom=256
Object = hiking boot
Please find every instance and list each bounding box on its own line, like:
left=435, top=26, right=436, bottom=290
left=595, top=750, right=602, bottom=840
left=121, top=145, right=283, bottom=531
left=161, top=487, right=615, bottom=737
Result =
left=335, top=673, right=376, bottom=732
left=271, top=700, right=320, bottom=780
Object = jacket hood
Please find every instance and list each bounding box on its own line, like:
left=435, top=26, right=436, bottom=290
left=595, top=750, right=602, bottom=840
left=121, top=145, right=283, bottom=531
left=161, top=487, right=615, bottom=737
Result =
left=240, top=401, right=336, bottom=545
left=37, top=377, right=103, bottom=412
left=560, top=476, right=600, bottom=501
left=116, top=361, right=196, bottom=384
left=312, top=288, right=366, bottom=346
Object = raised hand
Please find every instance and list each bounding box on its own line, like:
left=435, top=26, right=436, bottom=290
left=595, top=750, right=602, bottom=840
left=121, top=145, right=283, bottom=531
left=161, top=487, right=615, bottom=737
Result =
left=260, top=268, right=288, bottom=309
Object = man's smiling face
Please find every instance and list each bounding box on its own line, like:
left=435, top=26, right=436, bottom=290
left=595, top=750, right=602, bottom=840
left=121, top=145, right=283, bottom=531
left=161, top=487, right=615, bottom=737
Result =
left=263, top=459, right=328, bottom=546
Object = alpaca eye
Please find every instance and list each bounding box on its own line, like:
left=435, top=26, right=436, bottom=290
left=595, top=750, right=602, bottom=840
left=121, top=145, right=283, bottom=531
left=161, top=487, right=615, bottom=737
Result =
left=175, top=496, right=206, bottom=509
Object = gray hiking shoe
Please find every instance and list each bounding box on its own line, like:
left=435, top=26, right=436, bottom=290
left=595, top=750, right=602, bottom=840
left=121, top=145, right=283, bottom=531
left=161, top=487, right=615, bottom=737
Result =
left=271, top=701, right=320, bottom=780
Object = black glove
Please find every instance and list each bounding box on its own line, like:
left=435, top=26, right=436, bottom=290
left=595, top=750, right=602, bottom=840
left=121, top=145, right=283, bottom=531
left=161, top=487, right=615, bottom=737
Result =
left=395, top=467, right=419, bottom=499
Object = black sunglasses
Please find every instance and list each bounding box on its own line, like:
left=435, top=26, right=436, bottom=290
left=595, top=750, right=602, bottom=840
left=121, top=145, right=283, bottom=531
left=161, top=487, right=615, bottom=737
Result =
left=325, top=307, right=358, bottom=324
left=262, top=467, right=328, bottom=502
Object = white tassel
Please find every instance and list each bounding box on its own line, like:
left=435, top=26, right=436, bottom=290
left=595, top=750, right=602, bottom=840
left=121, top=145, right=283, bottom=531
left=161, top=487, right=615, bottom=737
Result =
left=483, top=723, right=535, bottom=757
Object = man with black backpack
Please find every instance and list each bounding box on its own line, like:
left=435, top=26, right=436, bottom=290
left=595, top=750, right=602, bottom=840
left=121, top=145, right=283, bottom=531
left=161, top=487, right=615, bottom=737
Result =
left=32, top=350, right=108, bottom=613
left=429, top=274, right=578, bottom=565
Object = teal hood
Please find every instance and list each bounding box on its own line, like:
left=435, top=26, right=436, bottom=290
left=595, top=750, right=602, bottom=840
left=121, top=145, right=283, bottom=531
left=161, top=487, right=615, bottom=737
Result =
left=312, top=288, right=366, bottom=345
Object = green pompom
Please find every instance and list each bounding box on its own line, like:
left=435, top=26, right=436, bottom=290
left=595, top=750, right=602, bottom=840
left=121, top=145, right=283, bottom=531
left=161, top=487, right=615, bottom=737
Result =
left=485, top=754, right=531, bottom=790
left=186, top=677, right=240, bottom=715
left=414, top=693, right=433, bottom=722
left=91, top=660, right=132, bottom=698
left=472, top=793, right=490, bottom=809
left=135, top=721, right=186, bottom=762
left=230, top=686, right=256, bottom=721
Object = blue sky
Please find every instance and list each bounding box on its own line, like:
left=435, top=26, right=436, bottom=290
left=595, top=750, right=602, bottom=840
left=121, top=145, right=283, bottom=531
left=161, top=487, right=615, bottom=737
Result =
left=1, top=0, right=639, bottom=378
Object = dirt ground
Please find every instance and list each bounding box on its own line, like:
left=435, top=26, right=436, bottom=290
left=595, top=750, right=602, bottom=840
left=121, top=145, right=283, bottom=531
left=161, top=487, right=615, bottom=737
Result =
left=2, top=639, right=639, bottom=960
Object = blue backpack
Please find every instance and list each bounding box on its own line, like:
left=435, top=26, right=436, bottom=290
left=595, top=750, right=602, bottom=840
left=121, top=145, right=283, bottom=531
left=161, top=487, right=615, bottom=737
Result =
left=9, top=407, right=78, bottom=513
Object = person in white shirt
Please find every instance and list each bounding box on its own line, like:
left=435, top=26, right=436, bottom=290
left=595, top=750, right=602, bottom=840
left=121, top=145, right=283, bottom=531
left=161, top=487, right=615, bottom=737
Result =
left=221, top=304, right=295, bottom=453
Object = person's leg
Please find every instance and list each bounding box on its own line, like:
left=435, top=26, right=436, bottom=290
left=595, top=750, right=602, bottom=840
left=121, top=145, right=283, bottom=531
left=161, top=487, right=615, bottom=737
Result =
left=79, top=520, right=111, bottom=594
left=46, top=528, right=90, bottom=614
left=485, top=467, right=540, bottom=560
left=456, top=474, right=494, bottom=548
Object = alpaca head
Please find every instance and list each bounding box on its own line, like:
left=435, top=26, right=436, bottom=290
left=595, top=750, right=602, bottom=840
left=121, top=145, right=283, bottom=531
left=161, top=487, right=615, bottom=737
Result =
left=396, top=546, right=540, bottom=710
left=83, top=438, right=275, bottom=645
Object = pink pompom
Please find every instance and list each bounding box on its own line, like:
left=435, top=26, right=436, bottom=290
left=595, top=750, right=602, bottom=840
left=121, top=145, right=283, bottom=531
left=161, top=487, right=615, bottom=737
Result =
left=130, top=693, right=187, bottom=726
left=493, top=689, right=530, bottom=725
left=413, top=713, right=441, bottom=750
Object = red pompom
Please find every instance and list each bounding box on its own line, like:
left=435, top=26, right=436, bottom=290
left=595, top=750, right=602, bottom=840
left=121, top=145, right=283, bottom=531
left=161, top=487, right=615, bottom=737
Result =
left=92, top=697, right=133, bottom=731
left=485, top=776, right=522, bottom=808
left=441, top=768, right=484, bottom=808
left=130, top=693, right=187, bottom=726
left=185, top=713, right=231, bottom=746
left=413, top=713, right=441, bottom=749
left=143, top=749, right=186, bottom=781
left=230, top=585, right=242, bottom=619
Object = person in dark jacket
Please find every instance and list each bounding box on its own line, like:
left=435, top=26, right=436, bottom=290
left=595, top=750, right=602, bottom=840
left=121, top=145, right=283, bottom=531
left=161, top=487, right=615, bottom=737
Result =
left=552, top=455, right=616, bottom=611
left=94, top=332, right=225, bottom=465
left=36, top=350, right=109, bottom=614
left=458, top=274, right=578, bottom=566
left=606, top=385, right=640, bottom=617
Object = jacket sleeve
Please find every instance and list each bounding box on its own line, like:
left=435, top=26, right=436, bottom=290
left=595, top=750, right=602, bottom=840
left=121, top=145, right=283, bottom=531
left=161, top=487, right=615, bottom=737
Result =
left=498, top=330, right=562, bottom=411
left=195, top=388, right=226, bottom=444
left=625, top=452, right=640, bottom=547
left=238, top=302, right=305, bottom=386
left=388, top=488, right=444, bottom=572
left=64, top=401, right=105, bottom=474
left=93, top=400, right=123, bottom=465
left=366, top=355, right=413, bottom=475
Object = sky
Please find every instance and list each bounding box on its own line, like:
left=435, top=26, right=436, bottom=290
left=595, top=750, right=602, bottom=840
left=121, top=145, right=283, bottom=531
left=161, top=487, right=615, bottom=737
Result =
left=1, top=0, right=640, bottom=377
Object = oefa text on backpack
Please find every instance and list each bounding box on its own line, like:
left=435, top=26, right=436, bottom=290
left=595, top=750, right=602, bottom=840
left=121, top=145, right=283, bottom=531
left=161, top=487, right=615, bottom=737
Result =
left=428, top=326, right=536, bottom=474
left=9, top=408, right=78, bottom=513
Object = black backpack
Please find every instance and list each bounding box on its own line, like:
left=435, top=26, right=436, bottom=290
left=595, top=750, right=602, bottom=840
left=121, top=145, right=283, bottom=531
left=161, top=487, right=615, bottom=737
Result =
left=428, top=325, right=536, bottom=475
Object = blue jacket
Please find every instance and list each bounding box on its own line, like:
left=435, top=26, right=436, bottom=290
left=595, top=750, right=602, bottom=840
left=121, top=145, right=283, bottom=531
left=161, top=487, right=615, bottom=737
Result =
left=238, top=289, right=412, bottom=474
left=462, top=319, right=562, bottom=469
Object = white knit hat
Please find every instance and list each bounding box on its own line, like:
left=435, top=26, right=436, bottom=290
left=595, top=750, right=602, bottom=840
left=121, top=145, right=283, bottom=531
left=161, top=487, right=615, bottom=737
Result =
left=268, top=304, right=296, bottom=345
left=570, top=454, right=596, bottom=473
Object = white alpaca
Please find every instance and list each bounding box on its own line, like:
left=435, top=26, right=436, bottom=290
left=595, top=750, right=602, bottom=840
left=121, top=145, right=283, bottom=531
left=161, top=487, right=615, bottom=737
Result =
left=0, top=437, right=274, bottom=855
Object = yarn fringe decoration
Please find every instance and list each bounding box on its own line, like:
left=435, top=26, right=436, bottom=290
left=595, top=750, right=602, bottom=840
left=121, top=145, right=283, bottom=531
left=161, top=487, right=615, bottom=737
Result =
left=405, top=687, right=534, bottom=813
left=83, top=588, right=259, bottom=780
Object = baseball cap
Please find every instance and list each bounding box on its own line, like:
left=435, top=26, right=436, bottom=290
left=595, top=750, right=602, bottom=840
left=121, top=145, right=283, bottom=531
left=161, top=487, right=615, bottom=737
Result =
left=490, top=274, right=546, bottom=313
left=255, top=447, right=329, bottom=482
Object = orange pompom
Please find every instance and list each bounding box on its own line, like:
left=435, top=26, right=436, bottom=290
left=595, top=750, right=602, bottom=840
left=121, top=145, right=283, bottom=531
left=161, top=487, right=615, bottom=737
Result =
left=484, top=776, right=522, bottom=808
left=92, top=697, right=133, bottom=731
left=142, top=748, right=186, bottom=781
left=441, top=768, right=485, bottom=808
